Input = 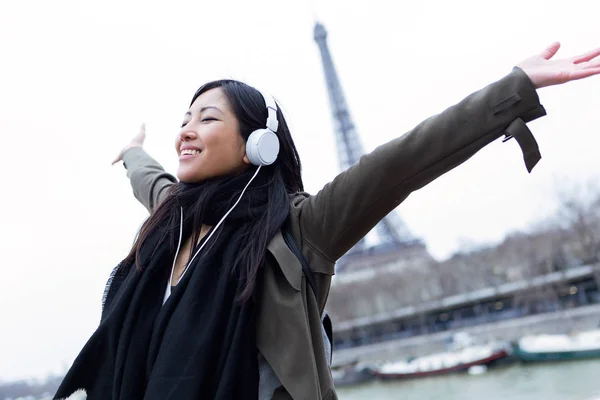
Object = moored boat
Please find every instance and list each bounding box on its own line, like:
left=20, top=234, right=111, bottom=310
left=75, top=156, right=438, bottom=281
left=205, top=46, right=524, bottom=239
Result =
left=516, top=329, right=600, bottom=362
left=374, top=342, right=510, bottom=380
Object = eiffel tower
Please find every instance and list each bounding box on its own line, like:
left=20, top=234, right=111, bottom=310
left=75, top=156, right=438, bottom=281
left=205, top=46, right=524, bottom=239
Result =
left=313, top=22, right=415, bottom=254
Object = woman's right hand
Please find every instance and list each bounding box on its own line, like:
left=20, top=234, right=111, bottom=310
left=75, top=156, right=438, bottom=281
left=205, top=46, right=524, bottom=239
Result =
left=112, top=123, right=146, bottom=165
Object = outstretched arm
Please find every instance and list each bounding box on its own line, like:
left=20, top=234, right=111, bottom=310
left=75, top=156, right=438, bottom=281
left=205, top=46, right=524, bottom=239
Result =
left=297, top=43, right=600, bottom=265
left=113, top=124, right=177, bottom=213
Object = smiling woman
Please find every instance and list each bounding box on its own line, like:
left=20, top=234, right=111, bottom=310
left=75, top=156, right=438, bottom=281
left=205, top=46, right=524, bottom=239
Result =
left=55, top=43, right=600, bottom=400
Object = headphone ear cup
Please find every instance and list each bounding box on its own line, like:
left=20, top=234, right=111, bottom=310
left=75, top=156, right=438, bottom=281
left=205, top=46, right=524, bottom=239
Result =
left=246, top=129, right=280, bottom=166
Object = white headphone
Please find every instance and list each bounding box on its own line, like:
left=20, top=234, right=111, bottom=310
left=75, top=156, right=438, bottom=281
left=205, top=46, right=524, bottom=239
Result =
left=245, top=90, right=280, bottom=166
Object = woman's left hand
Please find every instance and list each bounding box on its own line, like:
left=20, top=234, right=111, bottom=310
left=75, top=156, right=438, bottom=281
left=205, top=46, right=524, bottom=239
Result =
left=518, top=42, right=600, bottom=89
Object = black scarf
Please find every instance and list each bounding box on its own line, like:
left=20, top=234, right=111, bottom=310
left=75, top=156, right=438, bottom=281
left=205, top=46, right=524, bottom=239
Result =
left=55, top=169, right=270, bottom=400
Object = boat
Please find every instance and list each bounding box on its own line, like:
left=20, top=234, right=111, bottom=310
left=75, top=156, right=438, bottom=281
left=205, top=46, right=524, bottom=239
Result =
left=331, top=361, right=375, bottom=387
left=515, top=329, right=600, bottom=362
left=374, top=339, right=511, bottom=380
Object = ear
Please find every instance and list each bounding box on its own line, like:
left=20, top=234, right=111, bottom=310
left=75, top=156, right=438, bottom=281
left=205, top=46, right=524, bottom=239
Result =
left=243, top=154, right=251, bottom=165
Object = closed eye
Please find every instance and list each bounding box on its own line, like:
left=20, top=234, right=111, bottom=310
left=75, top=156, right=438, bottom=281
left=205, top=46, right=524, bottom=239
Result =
left=180, top=118, right=217, bottom=127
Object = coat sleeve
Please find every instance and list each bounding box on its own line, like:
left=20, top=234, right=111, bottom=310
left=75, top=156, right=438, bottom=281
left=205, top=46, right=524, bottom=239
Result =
left=121, top=147, right=177, bottom=213
left=296, top=67, right=547, bottom=264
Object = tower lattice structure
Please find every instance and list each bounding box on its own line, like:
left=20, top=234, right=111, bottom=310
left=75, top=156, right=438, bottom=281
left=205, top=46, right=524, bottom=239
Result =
left=313, top=22, right=413, bottom=252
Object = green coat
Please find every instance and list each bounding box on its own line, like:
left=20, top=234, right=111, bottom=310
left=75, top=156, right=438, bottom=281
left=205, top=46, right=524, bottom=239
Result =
left=122, top=67, right=546, bottom=400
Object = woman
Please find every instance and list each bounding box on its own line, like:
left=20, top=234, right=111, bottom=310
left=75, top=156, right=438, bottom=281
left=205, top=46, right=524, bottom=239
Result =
left=55, top=43, right=600, bottom=400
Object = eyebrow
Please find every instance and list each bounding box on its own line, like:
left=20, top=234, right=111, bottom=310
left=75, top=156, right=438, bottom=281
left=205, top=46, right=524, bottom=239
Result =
left=185, top=106, right=224, bottom=116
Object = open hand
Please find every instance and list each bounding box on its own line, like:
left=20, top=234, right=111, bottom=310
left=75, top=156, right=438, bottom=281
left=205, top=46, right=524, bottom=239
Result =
left=112, top=123, right=146, bottom=165
left=518, top=42, right=600, bottom=89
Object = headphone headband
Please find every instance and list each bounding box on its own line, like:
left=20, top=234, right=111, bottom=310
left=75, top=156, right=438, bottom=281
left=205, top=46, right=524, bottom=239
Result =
left=256, top=89, right=279, bottom=133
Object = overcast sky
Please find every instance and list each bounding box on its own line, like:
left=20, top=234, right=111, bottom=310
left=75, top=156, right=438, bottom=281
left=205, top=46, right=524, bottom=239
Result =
left=1, top=0, right=599, bottom=381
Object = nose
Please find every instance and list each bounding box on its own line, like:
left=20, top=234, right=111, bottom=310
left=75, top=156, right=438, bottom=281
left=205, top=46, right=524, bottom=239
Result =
left=179, top=130, right=198, bottom=142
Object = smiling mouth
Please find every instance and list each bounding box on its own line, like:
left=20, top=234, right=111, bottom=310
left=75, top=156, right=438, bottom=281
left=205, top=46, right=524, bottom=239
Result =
left=181, top=149, right=201, bottom=156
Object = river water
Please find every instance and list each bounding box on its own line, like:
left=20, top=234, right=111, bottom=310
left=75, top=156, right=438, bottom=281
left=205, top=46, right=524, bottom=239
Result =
left=337, top=359, right=600, bottom=400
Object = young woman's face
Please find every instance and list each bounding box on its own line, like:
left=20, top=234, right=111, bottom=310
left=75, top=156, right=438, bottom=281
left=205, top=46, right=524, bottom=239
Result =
left=175, top=88, right=250, bottom=182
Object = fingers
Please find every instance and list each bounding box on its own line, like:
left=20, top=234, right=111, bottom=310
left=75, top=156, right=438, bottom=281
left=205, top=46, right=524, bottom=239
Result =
left=134, top=123, right=146, bottom=145
left=573, top=47, right=600, bottom=64
left=111, top=153, right=122, bottom=165
left=568, top=67, right=600, bottom=82
left=112, top=123, right=146, bottom=165
left=576, top=58, right=600, bottom=70
left=540, top=42, right=561, bottom=60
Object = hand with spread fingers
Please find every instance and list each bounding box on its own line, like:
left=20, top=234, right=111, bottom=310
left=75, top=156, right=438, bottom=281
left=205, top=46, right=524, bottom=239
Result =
left=112, top=123, right=147, bottom=165
left=518, top=42, right=600, bottom=89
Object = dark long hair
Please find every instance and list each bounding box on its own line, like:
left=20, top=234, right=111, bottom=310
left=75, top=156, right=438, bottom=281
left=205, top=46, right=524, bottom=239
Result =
left=123, top=80, right=303, bottom=301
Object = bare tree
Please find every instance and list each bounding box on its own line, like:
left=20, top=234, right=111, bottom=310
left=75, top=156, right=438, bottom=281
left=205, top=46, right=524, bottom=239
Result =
left=556, top=181, right=600, bottom=264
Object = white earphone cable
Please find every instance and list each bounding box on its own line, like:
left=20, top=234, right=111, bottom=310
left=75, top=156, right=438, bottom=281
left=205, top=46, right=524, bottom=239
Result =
left=163, top=165, right=263, bottom=303
left=163, top=209, right=184, bottom=303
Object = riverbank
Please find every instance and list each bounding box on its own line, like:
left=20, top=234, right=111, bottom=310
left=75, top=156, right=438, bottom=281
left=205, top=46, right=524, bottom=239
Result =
left=333, top=304, right=600, bottom=366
